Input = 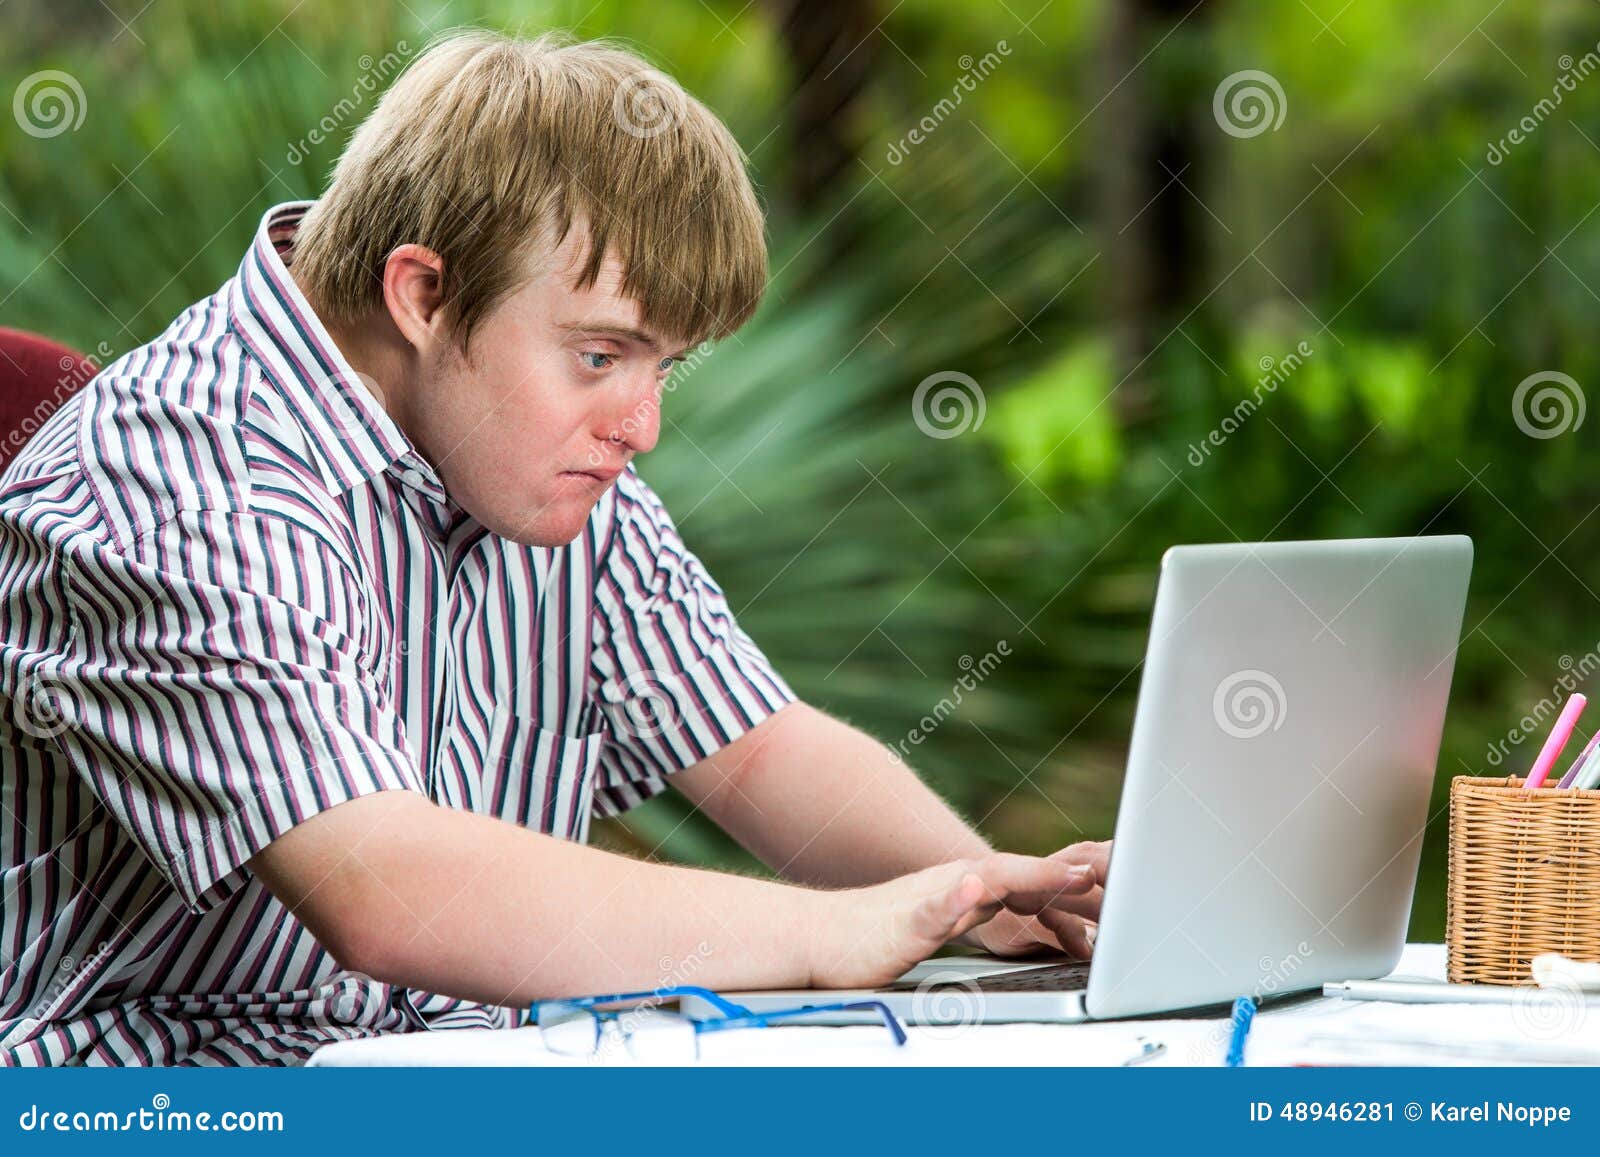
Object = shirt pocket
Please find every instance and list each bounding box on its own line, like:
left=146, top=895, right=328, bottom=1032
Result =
left=476, top=705, right=607, bottom=843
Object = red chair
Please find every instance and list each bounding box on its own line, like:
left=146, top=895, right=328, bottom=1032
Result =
left=0, top=327, right=97, bottom=472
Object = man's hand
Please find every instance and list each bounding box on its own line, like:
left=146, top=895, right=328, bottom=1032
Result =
left=804, top=852, right=1098, bottom=989
left=963, top=840, right=1111, bottom=960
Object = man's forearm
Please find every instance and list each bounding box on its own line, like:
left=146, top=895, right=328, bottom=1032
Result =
left=250, top=790, right=820, bottom=1006
left=674, top=703, right=1102, bottom=956
left=677, top=703, right=994, bottom=887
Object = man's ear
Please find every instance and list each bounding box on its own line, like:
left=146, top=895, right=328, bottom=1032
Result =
left=382, top=243, right=448, bottom=351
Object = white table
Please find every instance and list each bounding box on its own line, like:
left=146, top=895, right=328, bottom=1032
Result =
left=307, top=944, right=1600, bottom=1067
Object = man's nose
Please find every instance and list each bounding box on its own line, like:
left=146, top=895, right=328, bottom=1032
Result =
left=597, top=379, right=661, bottom=457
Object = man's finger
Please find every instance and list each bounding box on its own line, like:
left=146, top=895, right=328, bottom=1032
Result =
left=1037, top=907, right=1094, bottom=959
left=968, top=853, right=1095, bottom=916
left=1049, top=840, right=1111, bottom=884
left=982, top=917, right=1059, bottom=956
left=1024, top=884, right=1102, bottom=920
left=917, top=872, right=1003, bottom=943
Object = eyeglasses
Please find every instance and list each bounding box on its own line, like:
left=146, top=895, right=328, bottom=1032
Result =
left=530, top=985, right=908, bottom=1062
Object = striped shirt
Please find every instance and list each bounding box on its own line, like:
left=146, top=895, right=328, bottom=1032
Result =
left=0, top=201, right=793, bottom=1066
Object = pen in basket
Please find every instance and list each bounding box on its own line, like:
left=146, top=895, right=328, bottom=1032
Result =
left=1573, top=746, right=1600, bottom=791
left=1555, top=726, right=1600, bottom=789
left=1523, top=692, right=1586, bottom=788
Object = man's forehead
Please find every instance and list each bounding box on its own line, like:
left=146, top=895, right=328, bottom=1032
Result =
left=533, top=222, right=693, bottom=352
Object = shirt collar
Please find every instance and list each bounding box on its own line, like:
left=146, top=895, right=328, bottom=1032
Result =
left=226, top=200, right=429, bottom=498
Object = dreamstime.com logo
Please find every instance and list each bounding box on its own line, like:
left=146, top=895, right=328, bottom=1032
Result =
left=11, top=671, right=78, bottom=740
left=613, top=69, right=686, bottom=139
left=27, top=940, right=114, bottom=1022
left=588, top=940, right=715, bottom=1063
left=13, top=70, right=87, bottom=138
left=585, top=339, right=718, bottom=468
left=888, top=641, right=1011, bottom=764
left=885, top=40, right=1012, bottom=165
left=909, top=976, right=985, bottom=1040
left=286, top=43, right=411, bottom=165
left=1212, top=669, right=1287, bottom=739
left=1484, top=648, right=1600, bottom=767
left=1487, top=45, right=1600, bottom=165
left=1187, top=339, right=1314, bottom=467
left=612, top=671, right=684, bottom=741
left=912, top=371, right=985, bottom=439
left=1188, top=941, right=1314, bottom=1062
left=17, top=1095, right=284, bottom=1134
left=1212, top=69, right=1286, bottom=138
left=3, top=341, right=108, bottom=461
left=1512, top=370, right=1585, bottom=439
left=312, top=366, right=390, bottom=445
left=1511, top=973, right=1589, bottom=1041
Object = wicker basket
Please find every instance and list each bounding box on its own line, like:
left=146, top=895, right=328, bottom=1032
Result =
left=1446, top=774, right=1600, bottom=984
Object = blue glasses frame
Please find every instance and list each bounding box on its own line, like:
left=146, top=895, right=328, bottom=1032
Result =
left=530, top=985, right=908, bottom=1049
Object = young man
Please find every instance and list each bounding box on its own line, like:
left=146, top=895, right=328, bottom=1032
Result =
left=0, top=31, right=1106, bottom=1066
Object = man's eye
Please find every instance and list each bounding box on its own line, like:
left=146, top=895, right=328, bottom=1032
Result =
left=657, top=356, right=677, bottom=374
left=580, top=352, right=615, bottom=371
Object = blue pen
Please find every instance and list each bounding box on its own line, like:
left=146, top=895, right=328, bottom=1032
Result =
left=1557, top=730, right=1600, bottom=788
left=1225, top=996, right=1256, bottom=1067
left=1574, top=745, right=1600, bottom=792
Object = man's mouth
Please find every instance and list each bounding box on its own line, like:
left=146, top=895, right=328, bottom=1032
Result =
left=561, top=467, right=622, bottom=485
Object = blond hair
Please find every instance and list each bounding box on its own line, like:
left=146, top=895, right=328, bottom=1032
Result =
left=292, top=30, right=767, bottom=349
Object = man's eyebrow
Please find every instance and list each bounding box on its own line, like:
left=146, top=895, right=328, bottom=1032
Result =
left=555, top=321, right=666, bottom=352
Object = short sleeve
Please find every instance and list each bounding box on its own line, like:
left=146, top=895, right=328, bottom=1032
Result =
left=588, top=469, right=795, bottom=816
left=37, top=509, right=423, bottom=912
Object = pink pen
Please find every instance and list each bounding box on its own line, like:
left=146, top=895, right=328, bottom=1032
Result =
left=1525, top=693, right=1587, bottom=789
left=1557, top=726, right=1600, bottom=789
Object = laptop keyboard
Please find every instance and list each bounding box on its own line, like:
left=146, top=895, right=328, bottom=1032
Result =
left=881, top=960, right=1093, bottom=994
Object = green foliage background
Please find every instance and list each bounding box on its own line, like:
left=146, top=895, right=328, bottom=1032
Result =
left=6, top=0, right=1600, bottom=938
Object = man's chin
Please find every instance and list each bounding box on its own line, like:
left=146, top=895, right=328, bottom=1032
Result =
left=469, top=494, right=599, bottom=548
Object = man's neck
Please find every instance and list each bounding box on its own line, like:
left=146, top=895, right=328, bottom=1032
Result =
left=290, top=268, right=420, bottom=450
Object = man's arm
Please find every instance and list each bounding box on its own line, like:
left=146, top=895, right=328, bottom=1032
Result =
left=670, top=702, right=1108, bottom=956
left=585, top=473, right=1101, bottom=960
left=247, top=788, right=1097, bottom=1003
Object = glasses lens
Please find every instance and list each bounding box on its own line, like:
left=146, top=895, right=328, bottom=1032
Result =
left=621, top=1009, right=699, bottom=1063
left=537, top=1005, right=601, bottom=1057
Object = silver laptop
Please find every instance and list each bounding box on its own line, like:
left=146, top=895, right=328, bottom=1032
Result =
left=691, top=535, right=1473, bottom=1026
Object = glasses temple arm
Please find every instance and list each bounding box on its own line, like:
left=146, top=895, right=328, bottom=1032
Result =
left=530, top=985, right=754, bottom=1018
left=696, top=1001, right=908, bottom=1045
